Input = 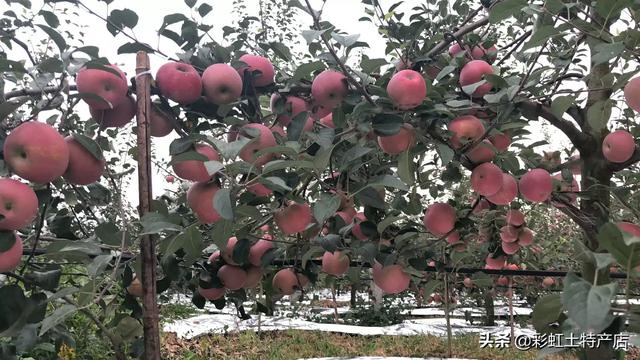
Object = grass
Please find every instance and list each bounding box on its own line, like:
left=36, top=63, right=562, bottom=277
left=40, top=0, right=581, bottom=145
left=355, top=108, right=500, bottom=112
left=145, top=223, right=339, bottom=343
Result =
left=161, top=330, right=584, bottom=360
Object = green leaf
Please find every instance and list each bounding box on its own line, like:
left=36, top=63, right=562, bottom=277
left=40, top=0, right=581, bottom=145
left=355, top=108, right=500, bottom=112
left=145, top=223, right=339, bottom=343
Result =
left=39, top=304, right=76, bottom=336
left=0, top=285, right=26, bottom=333
left=287, top=111, right=309, bottom=141
left=436, top=143, right=455, bottom=165
left=262, top=160, right=315, bottom=174
left=140, top=212, right=182, bottom=235
left=72, top=133, right=103, bottom=161
left=87, top=255, right=113, bottom=277
left=313, top=194, right=342, bottom=224
left=470, top=272, right=493, bottom=287
left=302, top=29, right=324, bottom=44
left=95, top=222, right=125, bottom=246
left=292, top=61, right=326, bottom=82
left=532, top=294, right=563, bottom=333
left=0, top=98, right=28, bottom=122
left=0, top=232, right=16, bottom=252
left=377, top=215, right=402, bottom=234
left=592, top=42, right=625, bottom=66
left=489, top=0, right=527, bottom=23
left=168, top=150, right=208, bottom=165
left=117, top=42, right=155, bottom=54
left=371, top=114, right=403, bottom=136
left=184, top=0, right=196, bottom=7
left=39, top=10, right=60, bottom=27
left=198, top=3, right=213, bottom=17
left=360, top=56, right=387, bottom=73
left=213, top=188, right=234, bottom=221
left=522, top=25, right=558, bottom=51
left=397, top=151, right=415, bottom=185
left=204, top=160, right=224, bottom=175
left=550, top=95, right=575, bottom=119
left=116, top=316, right=143, bottom=342
left=561, top=272, right=616, bottom=334
left=25, top=268, right=61, bottom=291
left=107, top=9, right=139, bottom=36
left=182, top=225, right=204, bottom=266
left=598, top=222, right=640, bottom=268
left=36, top=25, right=66, bottom=52
left=331, top=33, right=359, bottom=47
left=586, top=100, right=612, bottom=132
left=355, top=186, right=385, bottom=209
left=209, top=137, right=250, bottom=160
left=367, top=175, right=408, bottom=192
left=269, top=42, right=291, bottom=61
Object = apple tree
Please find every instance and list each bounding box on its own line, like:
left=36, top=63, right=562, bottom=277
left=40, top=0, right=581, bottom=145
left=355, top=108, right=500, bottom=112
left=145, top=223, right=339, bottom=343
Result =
left=1, top=0, right=640, bottom=359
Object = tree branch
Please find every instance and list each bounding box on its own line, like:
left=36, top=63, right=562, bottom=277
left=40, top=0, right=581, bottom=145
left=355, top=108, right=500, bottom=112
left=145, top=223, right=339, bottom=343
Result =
left=518, top=100, right=590, bottom=151
left=422, top=16, right=490, bottom=59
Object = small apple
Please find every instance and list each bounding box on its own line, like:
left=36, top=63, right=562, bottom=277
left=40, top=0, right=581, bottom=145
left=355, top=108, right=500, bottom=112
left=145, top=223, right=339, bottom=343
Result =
left=172, top=144, right=221, bottom=182
left=239, top=54, right=275, bottom=87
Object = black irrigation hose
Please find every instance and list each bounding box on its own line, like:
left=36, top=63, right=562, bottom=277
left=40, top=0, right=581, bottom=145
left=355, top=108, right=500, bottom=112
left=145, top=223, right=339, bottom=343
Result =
left=17, top=250, right=631, bottom=279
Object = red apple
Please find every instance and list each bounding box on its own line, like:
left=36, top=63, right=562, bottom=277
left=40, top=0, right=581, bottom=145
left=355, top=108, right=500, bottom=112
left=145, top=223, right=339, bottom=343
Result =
left=270, top=94, right=308, bottom=126
left=155, top=61, right=202, bottom=105
left=239, top=124, right=277, bottom=166
left=76, top=64, right=128, bottom=109
left=624, top=77, right=640, bottom=112
left=90, top=95, right=136, bottom=128
left=186, top=182, right=222, bottom=224
left=463, top=277, right=473, bottom=288
left=377, top=123, right=415, bottom=155
left=519, top=168, right=553, bottom=203
left=244, top=267, right=263, bottom=288
left=489, top=132, right=511, bottom=152
left=471, top=162, right=503, bottom=196
left=249, top=239, right=274, bottom=266
left=466, top=140, right=496, bottom=163
left=149, top=103, right=174, bottom=137
left=448, top=115, right=485, bottom=149
left=502, top=240, right=520, bottom=255
left=63, top=136, right=105, bottom=185
left=617, top=222, right=640, bottom=238
left=459, top=60, right=494, bottom=98
left=319, top=113, right=335, bottom=128
left=217, top=265, right=247, bottom=290
left=541, top=277, right=555, bottom=288
left=198, top=286, right=225, bottom=300
left=172, top=144, right=221, bottom=182
left=272, top=268, right=303, bottom=295
left=247, top=183, right=273, bottom=197
left=321, top=251, right=350, bottom=276
left=423, top=202, right=457, bottom=237
left=0, top=233, right=23, bottom=273
left=485, top=254, right=506, bottom=269
left=518, top=227, right=534, bottom=245
left=274, top=202, right=312, bottom=235
left=311, top=70, right=348, bottom=109
left=221, top=236, right=240, bottom=265
left=3, top=121, right=70, bottom=183
left=602, top=130, right=635, bottom=163
left=239, top=54, right=275, bottom=87
left=166, top=175, right=175, bottom=183
left=386, top=69, right=427, bottom=110
left=373, top=262, right=410, bottom=294
left=486, top=173, right=518, bottom=205
left=0, top=179, right=38, bottom=230
left=500, top=225, right=519, bottom=243
left=506, top=209, right=525, bottom=227
left=202, top=63, right=243, bottom=105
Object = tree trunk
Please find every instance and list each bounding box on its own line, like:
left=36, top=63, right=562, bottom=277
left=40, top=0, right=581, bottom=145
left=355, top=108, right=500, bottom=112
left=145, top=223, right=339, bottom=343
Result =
left=483, top=291, right=495, bottom=326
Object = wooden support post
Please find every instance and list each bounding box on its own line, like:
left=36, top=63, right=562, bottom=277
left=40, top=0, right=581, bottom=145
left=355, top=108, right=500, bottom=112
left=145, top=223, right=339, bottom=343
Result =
left=443, top=273, right=453, bottom=358
left=135, top=51, right=161, bottom=360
